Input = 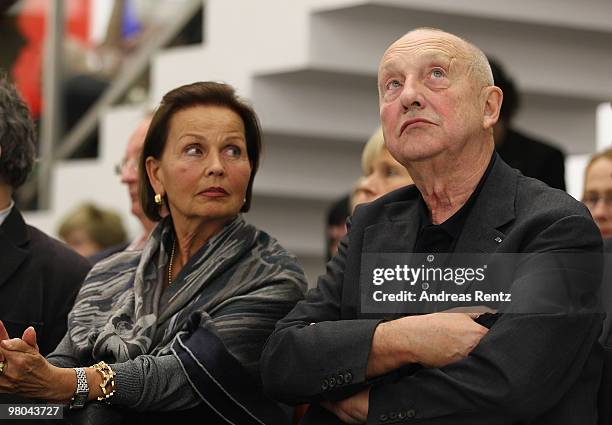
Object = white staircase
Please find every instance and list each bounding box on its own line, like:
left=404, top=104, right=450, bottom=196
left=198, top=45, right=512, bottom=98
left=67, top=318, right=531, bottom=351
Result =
left=25, top=0, right=612, bottom=285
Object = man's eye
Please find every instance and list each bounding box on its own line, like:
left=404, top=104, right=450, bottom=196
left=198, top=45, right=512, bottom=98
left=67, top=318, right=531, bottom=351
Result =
left=386, top=80, right=402, bottom=91
left=431, top=69, right=445, bottom=79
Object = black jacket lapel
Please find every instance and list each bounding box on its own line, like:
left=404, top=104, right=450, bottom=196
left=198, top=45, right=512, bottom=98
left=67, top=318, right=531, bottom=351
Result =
left=455, top=157, right=517, bottom=253
left=362, top=185, right=421, bottom=254
left=0, top=208, right=30, bottom=289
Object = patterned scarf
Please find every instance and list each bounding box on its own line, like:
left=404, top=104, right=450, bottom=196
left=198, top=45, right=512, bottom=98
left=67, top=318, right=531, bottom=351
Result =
left=67, top=215, right=306, bottom=365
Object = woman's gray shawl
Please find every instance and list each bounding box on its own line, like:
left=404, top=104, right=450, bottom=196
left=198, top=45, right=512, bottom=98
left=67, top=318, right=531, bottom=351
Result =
left=66, top=215, right=307, bottom=377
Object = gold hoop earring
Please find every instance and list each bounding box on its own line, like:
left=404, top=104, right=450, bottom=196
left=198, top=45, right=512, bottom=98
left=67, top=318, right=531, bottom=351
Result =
left=155, top=194, right=163, bottom=205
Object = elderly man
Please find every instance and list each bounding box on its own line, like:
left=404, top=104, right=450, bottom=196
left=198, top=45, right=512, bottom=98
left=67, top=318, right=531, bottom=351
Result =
left=118, top=115, right=155, bottom=249
left=261, top=28, right=603, bottom=425
left=89, top=114, right=155, bottom=262
left=0, top=75, right=90, bottom=357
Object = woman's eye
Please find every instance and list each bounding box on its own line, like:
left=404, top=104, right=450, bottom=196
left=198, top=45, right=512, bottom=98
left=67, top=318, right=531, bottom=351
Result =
left=226, top=145, right=242, bottom=157
left=384, top=167, right=399, bottom=178
left=185, top=145, right=202, bottom=156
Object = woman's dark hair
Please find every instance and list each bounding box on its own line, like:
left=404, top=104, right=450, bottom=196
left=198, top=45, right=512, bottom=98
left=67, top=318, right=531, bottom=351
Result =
left=139, top=81, right=262, bottom=221
left=0, top=74, right=36, bottom=190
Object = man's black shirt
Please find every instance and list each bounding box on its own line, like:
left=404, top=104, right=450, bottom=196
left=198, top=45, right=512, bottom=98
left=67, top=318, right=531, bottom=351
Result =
left=414, top=153, right=497, bottom=254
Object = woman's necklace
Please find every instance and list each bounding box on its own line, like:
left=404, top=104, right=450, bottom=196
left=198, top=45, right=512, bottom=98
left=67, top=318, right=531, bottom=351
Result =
left=168, top=240, right=176, bottom=285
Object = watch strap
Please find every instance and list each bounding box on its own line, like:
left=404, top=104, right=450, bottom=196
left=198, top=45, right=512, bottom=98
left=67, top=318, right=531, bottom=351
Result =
left=70, top=367, right=89, bottom=409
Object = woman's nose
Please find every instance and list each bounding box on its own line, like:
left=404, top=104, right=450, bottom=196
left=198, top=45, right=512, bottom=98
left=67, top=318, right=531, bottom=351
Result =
left=359, top=174, right=380, bottom=197
left=205, top=153, right=225, bottom=176
left=592, top=200, right=610, bottom=221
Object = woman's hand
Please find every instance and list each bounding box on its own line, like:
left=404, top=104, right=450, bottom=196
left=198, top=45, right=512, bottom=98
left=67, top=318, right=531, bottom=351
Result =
left=0, top=326, right=76, bottom=402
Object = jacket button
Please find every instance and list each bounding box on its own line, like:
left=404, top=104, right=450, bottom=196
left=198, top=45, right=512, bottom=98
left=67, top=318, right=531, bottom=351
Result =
left=406, top=409, right=416, bottom=418
left=336, top=374, right=344, bottom=385
left=344, top=371, right=353, bottom=383
left=328, top=376, right=336, bottom=387
left=379, top=414, right=388, bottom=422
left=321, top=379, right=329, bottom=391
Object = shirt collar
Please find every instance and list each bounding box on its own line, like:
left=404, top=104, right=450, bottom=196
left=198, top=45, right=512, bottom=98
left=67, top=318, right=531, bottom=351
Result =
left=418, top=152, right=497, bottom=238
left=0, top=200, right=15, bottom=227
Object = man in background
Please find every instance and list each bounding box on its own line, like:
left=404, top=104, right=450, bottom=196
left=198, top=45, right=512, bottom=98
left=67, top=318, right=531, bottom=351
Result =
left=0, top=75, right=90, bottom=356
left=89, top=114, right=155, bottom=262
left=490, top=58, right=566, bottom=190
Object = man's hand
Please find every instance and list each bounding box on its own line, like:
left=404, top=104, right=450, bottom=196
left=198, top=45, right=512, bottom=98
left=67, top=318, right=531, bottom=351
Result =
left=321, top=388, right=370, bottom=424
left=367, top=313, right=489, bottom=377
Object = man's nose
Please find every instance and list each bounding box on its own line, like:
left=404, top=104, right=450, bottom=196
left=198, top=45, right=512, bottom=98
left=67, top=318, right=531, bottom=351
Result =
left=399, top=76, right=425, bottom=110
left=120, top=161, right=138, bottom=183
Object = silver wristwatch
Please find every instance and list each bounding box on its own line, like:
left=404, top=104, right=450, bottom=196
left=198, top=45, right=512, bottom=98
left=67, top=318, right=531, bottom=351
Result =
left=70, top=367, right=89, bottom=409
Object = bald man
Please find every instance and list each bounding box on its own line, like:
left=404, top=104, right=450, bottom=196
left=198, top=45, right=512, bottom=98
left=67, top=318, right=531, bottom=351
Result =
left=119, top=115, right=155, bottom=250
left=262, top=28, right=603, bottom=424
left=90, top=115, right=155, bottom=262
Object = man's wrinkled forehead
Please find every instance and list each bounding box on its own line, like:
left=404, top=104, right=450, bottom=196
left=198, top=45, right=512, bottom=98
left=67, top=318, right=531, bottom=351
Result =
left=379, top=30, right=469, bottom=74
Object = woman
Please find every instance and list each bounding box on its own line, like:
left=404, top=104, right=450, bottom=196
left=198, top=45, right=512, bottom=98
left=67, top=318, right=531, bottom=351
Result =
left=58, top=202, right=128, bottom=258
left=585, top=150, right=612, bottom=424
left=583, top=147, right=612, bottom=240
left=0, top=82, right=307, bottom=424
left=351, top=127, right=413, bottom=211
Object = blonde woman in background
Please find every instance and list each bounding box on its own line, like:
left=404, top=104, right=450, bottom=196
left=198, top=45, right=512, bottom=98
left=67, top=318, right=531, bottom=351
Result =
left=58, top=202, right=128, bottom=258
left=582, top=147, right=612, bottom=241
left=351, top=127, right=414, bottom=212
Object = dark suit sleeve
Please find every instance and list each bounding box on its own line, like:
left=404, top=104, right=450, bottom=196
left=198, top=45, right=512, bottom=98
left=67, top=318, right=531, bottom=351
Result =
left=261, top=227, right=383, bottom=405
left=366, top=214, right=603, bottom=424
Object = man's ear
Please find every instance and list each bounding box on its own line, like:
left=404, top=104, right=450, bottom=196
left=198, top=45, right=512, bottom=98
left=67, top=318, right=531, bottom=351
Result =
left=482, top=86, right=503, bottom=130
left=145, top=156, right=164, bottom=196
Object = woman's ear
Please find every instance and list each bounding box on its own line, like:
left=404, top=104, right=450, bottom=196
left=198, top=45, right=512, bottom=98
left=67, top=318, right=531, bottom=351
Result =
left=482, top=85, right=503, bottom=130
left=145, top=156, right=164, bottom=196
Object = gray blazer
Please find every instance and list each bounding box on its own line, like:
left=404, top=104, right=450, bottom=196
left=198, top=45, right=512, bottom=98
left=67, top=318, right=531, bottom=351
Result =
left=262, top=155, right=604, bottom=425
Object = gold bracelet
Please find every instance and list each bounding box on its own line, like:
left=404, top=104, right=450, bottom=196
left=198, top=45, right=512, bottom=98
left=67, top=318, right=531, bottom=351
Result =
left=91, top=361, right=116, bottom=402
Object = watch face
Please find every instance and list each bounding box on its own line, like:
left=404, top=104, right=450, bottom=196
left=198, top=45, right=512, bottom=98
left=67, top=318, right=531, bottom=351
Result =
left=70, top=394, right=88, bottom=410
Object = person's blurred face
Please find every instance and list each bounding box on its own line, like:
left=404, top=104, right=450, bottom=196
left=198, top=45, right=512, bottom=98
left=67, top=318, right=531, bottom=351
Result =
left=378, top=30, right=491, bottom=165
left=352, top=148, right=413, bottom=210
left=63, top=229, right=102, bottom=258
left=119, top=117, right=151, bottom=221
left=146, top=105, right=252, bottom=225
left=583, top=157, right=612, bottom=238
left=327, top=223, right=347, bottom=259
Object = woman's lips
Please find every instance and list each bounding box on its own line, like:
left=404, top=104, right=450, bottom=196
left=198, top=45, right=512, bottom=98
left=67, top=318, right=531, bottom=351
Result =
left=199, top=187, right=229, bottom=197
